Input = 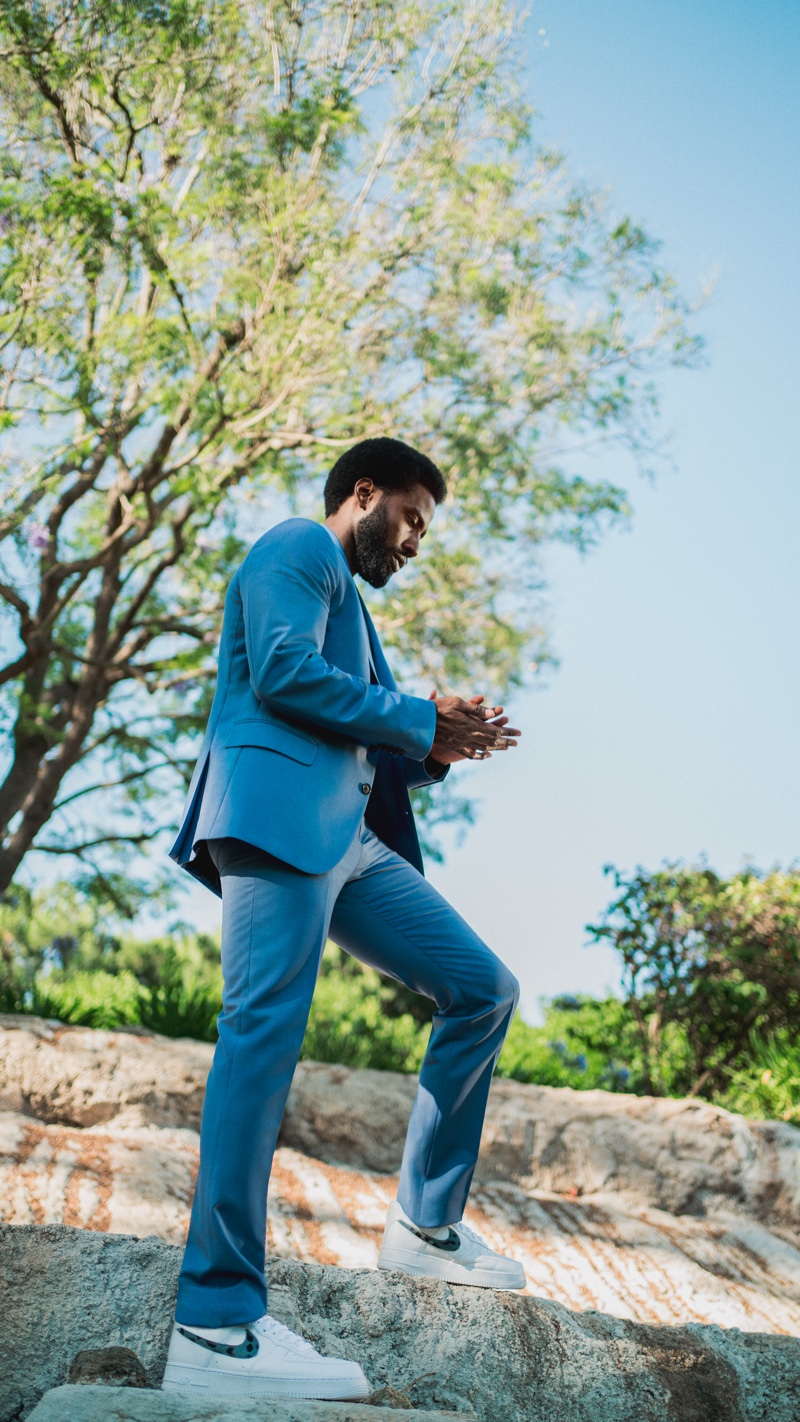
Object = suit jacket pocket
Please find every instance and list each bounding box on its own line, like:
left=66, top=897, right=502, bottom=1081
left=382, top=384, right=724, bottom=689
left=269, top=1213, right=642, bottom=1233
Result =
left=224, top=719, right=318, bottom=765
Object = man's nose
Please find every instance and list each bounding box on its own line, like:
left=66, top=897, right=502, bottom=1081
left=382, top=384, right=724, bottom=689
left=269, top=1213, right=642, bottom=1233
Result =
left=401, top=533, right=420, bottom=557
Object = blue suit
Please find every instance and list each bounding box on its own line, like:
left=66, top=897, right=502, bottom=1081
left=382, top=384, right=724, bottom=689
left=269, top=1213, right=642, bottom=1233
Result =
left=173, top=518, right=519, bottom=1326
left=170, top=518, right=441, bottom=887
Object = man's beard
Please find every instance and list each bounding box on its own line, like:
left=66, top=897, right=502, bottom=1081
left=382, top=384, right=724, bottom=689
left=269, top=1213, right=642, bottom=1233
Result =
left=353, top=501, right=400, bottom=588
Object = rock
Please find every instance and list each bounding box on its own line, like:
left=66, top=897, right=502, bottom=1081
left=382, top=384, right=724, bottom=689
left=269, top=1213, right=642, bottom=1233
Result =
left=0, top=1226, right=177, bottom=1422
left=3, top=1016, right=799, bottom=1227
left=26, top=1386, right=469, bottom=1421
left=3, top=1224, right=800, bottom=1422
left=280, top=1063, right=416, bottom=1175
left=0, top=1014, right=212, bottom=1131
left=67, top=1346, right=148, bottom=1387
left=4, top=1018, right=800, bottom=1336
left=5, top=1116, right=800, bottom=1334
left=477, top=1080, right=800, bottom=1225
left=284, top=1061, right=800, bottom=1229
left=0, top=1109, right=200, bottom=1244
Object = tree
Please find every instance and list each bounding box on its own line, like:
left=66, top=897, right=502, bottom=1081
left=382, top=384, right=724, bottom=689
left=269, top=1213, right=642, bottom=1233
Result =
left=0, top=0, right=700, bottom=896
left=588, top=864, right=800, bottom=1098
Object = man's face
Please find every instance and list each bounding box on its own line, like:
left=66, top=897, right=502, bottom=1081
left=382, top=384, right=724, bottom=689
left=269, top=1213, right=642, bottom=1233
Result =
left=353, top=482, right=436, bottom=589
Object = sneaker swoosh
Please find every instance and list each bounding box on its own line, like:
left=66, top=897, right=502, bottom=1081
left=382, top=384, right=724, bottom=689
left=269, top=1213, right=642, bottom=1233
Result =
left=177, top=1326, right=259, bottom=1359
left=398, top=1220, right=461, bottom=1252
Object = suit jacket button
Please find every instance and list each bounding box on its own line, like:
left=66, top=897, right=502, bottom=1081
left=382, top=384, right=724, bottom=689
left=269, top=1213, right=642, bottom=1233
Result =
left=360, top=783, right=371, bottom=795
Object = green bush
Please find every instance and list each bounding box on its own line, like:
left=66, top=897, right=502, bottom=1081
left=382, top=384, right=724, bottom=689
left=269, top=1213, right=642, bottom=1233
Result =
left=588, top=863, right=800, bottom=1098
left=123, top=938, right=223, bottom=1042
left=496, top=994, right=642, bottom=1091
left=0, top=879, right=224, bottom=1040
left=717, top=1033, right=800, bottom=1125
left=302, top=953, right=428, bottom=1073
left=29, top=969, right=143, bottom=1030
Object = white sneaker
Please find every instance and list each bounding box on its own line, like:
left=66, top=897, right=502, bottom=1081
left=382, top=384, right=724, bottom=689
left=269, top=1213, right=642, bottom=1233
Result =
left=378, top=1201, right=526, bottom=1290
left=161, top=1313, right=371, bottom=1399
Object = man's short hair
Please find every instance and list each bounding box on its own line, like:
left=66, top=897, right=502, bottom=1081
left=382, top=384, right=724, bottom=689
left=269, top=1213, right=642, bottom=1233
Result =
left=323, top=437, right=446, bottom=516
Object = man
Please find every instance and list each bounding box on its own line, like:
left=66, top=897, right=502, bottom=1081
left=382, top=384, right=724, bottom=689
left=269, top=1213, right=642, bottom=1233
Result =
left=162, top=437, right=524, bottom=1402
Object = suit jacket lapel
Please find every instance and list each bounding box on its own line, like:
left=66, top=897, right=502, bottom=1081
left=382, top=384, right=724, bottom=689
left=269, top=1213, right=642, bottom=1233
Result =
left=358, top=593, right=396, bottom=691
left=321, top=526, right=380, bottom=686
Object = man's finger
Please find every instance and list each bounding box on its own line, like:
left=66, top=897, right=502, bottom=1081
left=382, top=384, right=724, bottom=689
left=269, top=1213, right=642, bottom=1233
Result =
left=461, top=721, right=505, bottom=742
left=484, top=712, right=522, bottom=734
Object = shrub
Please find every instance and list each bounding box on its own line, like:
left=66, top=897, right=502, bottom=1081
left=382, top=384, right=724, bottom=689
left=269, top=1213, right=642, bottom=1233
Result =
left=718, top=1033, right=800, bottom=1125
left=5, top=867, right=800, bottom=1133
left=496, top=994, right=641, bottom=1091
left=588, top=864, right=800, bottom=1098
left=29, top=969, right=143, bottom=1030
left=302, top=946, right=429, bottom=1072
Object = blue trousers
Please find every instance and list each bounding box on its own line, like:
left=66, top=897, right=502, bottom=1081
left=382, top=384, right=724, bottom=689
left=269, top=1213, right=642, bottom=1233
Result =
left=175, top=823, right=519, bottom=1326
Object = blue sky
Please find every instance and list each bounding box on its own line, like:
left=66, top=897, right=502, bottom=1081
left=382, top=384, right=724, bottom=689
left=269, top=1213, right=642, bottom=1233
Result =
left=176, top=0, right=799, bottom=1021
left=424, top=0, right=800, bottom=1016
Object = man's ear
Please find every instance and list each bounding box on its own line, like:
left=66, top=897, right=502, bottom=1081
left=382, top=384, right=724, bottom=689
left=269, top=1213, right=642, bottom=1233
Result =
left=354, top=477, right=376, bottom=510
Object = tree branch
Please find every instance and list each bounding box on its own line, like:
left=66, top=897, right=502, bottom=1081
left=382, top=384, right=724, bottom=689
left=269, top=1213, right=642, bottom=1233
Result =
left=35, top=831, right=161, bottom=855
left=53, top=760, right=179, bottom=810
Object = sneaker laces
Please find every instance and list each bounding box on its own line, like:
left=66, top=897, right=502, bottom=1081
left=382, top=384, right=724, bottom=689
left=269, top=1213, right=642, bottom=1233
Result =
left=455, top=1220, right=493, bottom=1252
left=252, top=1315, right=317, bottom=1355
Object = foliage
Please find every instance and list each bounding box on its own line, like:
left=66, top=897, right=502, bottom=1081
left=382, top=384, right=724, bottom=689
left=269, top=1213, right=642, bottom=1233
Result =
left=587, top=863, right=800, bottom=1099
left=29, top=968, right=143, bottom=1030
left=6, top=867, right=800, bottom=1135
left=718, top=1032, right=800, bottom=1126
left=0, top=875, right=223, bottom=1036
left=0, top=876, right=127, bottom=1008
left=301, top=944, right=429, bottom=1072
left=0, top=876, right=635, bottom=1081
left=130, top=937, right=223, bottom=1040
left=496, top=993, right=641, bottom=1090
left=0, top=0, right=701, bottom=894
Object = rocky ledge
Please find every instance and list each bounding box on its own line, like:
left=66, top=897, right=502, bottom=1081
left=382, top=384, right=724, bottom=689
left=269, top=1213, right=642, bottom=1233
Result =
left=26, top=1390, right=470, bottom=1422
left=3, top=1224, right=800, bottom=1422
left=3, top=1015, right=800, bottom=1336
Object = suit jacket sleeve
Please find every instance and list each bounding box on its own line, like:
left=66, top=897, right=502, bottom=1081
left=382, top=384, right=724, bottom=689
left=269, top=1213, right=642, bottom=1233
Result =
left=240, top=523, right=436, bottom=759
left=404, top=757, right=450, bottom=791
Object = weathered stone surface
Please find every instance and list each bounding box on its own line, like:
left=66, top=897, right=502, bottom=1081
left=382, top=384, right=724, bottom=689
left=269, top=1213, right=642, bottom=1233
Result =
left=0, top=1227, right=177, bottom=1422
left=280, top=1063, right=416, bottom=1175
left=3, top=1224, right=800, bottom=1422
left=4, top=1017, right=800, bottom=1335
left=362, top=1387, right=415, bottom=1409
left=67, top=1347, right=148, bottom=1388
left=0, top=1015, right=212, bottom=1132
left=4, top=1114, right=800, bottom=1334
left=0, top=1108, right=200, bottom=1244
left=285, top=1060, right=800, bottom=1227
left=3, top=1016, right=799, bottom=1227
left=27, top=1386, right=468, bottom=1422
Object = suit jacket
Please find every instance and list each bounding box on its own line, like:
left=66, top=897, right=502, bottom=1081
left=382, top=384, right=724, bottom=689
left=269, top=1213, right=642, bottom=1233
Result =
left=169, top=518, right=446, bottom=895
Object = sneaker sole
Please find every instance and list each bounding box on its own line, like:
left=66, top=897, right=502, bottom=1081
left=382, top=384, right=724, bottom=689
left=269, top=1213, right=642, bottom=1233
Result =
left=377, top=1246, right=526, bottom=1290
left=162, top=1365, right=371, bottom=1400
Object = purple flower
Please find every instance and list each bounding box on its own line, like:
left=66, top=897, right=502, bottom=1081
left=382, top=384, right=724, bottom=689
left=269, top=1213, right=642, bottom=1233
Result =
left=27, top=523, right=49, bottom=552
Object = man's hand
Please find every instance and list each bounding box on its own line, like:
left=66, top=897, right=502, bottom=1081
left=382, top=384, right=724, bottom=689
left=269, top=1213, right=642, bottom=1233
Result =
left=426, top=691, right=521, bottom=768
